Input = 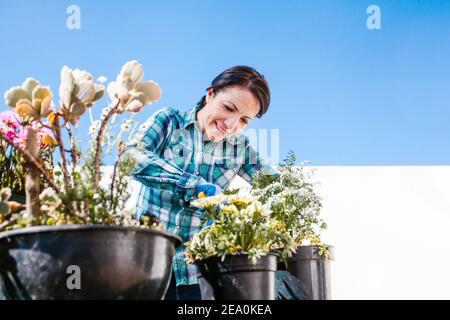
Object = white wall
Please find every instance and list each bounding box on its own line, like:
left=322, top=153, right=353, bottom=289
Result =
left=128, top=166, right=450, bottom=299
left=311, top=166, right=450, bottom=300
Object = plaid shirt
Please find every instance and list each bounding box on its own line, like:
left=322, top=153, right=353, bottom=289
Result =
left=126, top=104, right=276, bottom=286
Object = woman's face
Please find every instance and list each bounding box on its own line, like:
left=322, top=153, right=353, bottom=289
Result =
left=197, top=86, right=260, bottom=142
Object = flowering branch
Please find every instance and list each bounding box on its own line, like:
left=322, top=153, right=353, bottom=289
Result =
left=65, top=123, right=79, bottom=179
left=54, top=124, right=72, bottom=190
left=0, top=131, right=60, bottom=194
left=0, top=130, right=82, bottom=221
left=92, top=99, right=121, bottom=192
left=110, top=140, right=125, bottom=210
left=1, top=60, right=161, bottom=230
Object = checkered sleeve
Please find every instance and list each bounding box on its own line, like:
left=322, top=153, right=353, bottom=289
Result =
left=126, top=107, right=205, bottom=202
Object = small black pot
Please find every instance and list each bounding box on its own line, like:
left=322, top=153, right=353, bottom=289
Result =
left=196, top=253, right=277, bottom=300
left=0, top=224, right=181, bottom=300
left=287, top=245, right=335, bottom=300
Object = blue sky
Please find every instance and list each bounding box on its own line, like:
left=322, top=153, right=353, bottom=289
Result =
left=1, top=0, right=449, bottom=165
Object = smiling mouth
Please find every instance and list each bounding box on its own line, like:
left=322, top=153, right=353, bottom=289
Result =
left=215, top=121, right=227, bottom=135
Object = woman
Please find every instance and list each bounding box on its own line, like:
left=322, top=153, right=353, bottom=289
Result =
left=128, top=66, right=276, bottom=300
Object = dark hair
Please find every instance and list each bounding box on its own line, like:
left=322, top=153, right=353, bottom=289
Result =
left=197, top=65, right=271, bottom=118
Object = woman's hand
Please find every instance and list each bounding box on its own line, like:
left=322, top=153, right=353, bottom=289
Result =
left=195, top=183, right=223, bottom=198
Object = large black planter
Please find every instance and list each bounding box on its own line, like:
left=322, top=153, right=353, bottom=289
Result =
left=196, top=253, right=277, bottom=300
left=0, top=225, right=181, bottom=300
left=287, top=245, right=335, bottom=300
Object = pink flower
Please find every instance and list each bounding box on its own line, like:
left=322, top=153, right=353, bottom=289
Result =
left=0, top=111, right=21, bottom=146
left=6, top=131, right=16, bottom=140
left=0, top=110, right=56, bottom=149
left=0, top=110, right=20, bottom=130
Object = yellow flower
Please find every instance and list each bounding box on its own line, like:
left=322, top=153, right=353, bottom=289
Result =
left=268, top=219, right=287, bottom=232
left=228, top=246, right=242, bottom=254
left=227, top=194, right=254, bottom=207
left=219, top=204, right=238, bottom=214
left=47, top=111, right=58, bottom=126
left=41, top=134, right=58, bottom=146
left=191, top=194, right=224, bottom=210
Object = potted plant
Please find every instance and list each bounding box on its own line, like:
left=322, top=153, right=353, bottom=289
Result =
left=251, top=151, right=335, bottom=300
left=185, top=193, right=297, bottom=300
left=0, top=60, right=181, bottom=300
left=0, top=110, right=56, bottom=203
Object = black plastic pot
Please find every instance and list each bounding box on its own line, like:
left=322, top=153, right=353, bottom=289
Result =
left=287, top=245, right=335, bottom=300
left=196, top=253, right=277, bottom=300
left=0, top=224, right=181, bottom=300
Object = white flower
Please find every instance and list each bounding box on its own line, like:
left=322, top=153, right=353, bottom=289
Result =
left=120, top=123, right=131, bottom=132
left=100, top=107, right=111, bottom=120
left=106, top=60, right=162, bottom=114
left=140, top=123, right=149, bottom=131
left=59, top=66, right=105, bottom=126
left=102, top=107, right=111, bottom=115
left=89, top=120, right=102, bottom=134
